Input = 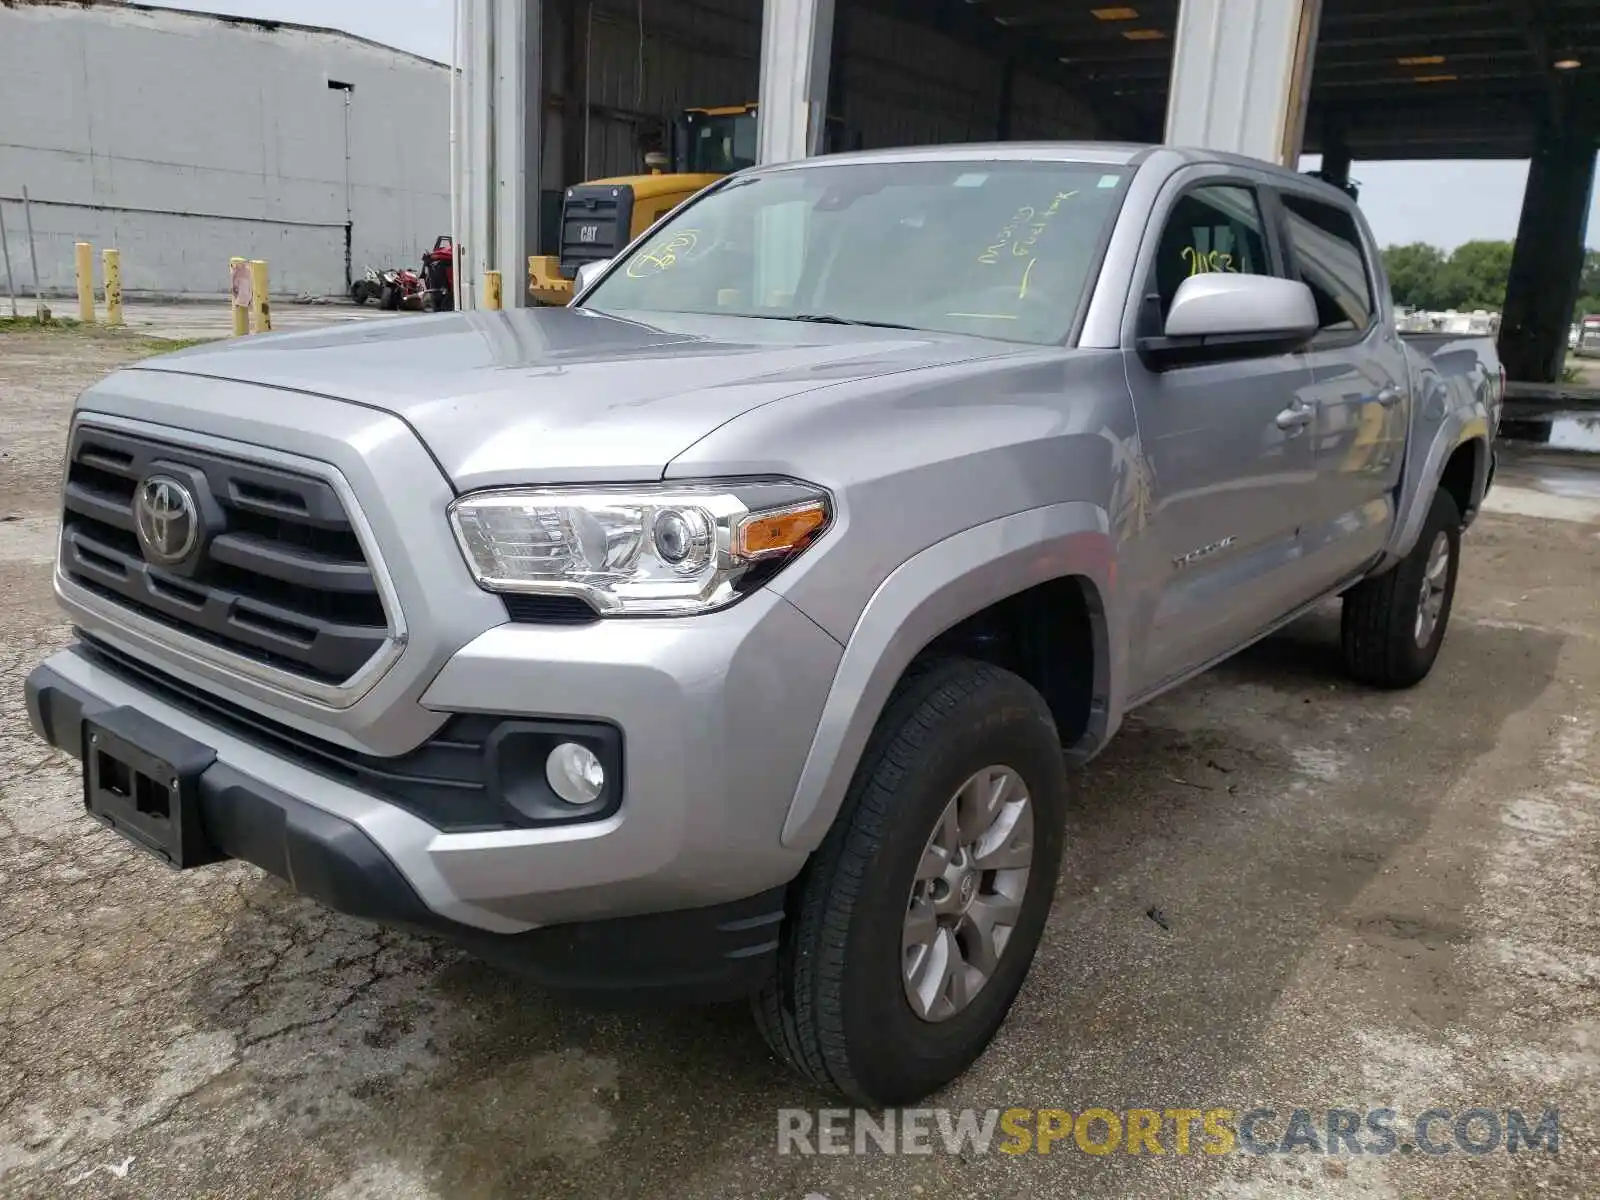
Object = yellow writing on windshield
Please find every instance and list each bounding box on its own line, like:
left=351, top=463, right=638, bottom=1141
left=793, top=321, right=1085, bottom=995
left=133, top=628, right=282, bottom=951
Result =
left=1181, top=246, right=1237, bottom=276
left=626, top=230, right=701, bottom=278
left=979, top=191, right=1078, bottom=267
left=1018, top=257, right=1037, bottom=299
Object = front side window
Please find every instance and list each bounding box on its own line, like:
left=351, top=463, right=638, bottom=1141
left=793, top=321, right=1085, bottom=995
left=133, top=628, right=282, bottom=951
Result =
left=1147, top=184, right=1272, bottom=319
left=580, top=160, right=1132, bottom=345
left=1281, top=194, right=1374, bottom=333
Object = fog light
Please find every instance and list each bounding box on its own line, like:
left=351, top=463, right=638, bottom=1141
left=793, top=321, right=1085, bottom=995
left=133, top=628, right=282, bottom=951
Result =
left=546, top=742, right=604, bottom=805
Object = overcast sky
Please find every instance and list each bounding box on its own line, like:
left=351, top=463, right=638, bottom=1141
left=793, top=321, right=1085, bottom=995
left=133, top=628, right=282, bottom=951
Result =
left=137, top=0, right=1599, bottom=252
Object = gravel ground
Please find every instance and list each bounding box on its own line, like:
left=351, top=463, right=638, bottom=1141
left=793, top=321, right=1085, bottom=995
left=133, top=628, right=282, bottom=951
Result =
left=1, top=326, right=1597, bottom=1199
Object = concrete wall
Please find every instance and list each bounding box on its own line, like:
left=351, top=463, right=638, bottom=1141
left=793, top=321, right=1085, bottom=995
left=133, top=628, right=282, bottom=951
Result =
left=0, top=2, right=451, bottom=298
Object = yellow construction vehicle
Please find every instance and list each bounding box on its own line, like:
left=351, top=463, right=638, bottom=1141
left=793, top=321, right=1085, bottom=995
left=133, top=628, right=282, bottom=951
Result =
left=528, top=102, right=851, bottom=305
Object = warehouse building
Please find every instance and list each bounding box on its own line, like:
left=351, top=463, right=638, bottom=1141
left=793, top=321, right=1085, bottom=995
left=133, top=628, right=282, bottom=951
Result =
left=0, top=0, right=451, bottom=298
left=0, top=0, right=1112, bottom=301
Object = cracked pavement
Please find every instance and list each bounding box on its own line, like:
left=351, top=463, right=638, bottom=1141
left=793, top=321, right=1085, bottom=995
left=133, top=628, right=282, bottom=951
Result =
left=1, top=326, right=1598, bottom=1198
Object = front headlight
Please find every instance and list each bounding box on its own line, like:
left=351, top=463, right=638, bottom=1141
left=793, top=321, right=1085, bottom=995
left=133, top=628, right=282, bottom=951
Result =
left=448, top=479, right=831, bottom=616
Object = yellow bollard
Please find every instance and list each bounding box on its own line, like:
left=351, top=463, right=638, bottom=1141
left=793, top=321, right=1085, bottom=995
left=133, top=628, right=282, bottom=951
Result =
left=102, top=248, right=123, bottom=326
left=484, top=270, right=502, bottom=310
left=75, top=242, right=95, bottom=323
left=229, top=257, right=248, bottom=336
left=248, top=260, right=271, bottom=333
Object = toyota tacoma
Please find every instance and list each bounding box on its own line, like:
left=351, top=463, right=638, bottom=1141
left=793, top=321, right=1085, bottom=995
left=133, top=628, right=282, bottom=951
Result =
left=25, top=143, right=1501, bottom=1105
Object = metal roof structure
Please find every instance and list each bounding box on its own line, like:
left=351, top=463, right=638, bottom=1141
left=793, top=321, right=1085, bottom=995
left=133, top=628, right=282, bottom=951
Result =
left=879, top=0, right=1600, bottom=159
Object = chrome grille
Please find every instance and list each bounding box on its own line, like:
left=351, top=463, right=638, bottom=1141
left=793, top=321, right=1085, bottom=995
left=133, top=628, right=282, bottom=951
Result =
left=59, top=424, right=390, bottom=686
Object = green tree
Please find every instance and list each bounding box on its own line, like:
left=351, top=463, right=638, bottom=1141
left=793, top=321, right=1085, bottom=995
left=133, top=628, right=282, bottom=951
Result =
left=1380, top=240, right=1600, bottom=321
left=1577, top=249, right=1600, bottom=318
left=1382, top=242, right=1448, bottom=309
left=1436, top=240, right=1514, bottom=311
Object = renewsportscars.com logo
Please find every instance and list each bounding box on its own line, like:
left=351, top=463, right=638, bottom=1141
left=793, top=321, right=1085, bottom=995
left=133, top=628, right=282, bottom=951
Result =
left=777, top=1106, right=1562, bottom=1157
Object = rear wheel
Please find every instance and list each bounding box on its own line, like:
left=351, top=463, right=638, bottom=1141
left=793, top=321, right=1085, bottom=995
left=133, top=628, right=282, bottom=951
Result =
left=1341, top=487, right=1461, bottom=688
left=752, top=658, right=1067, bottom=1105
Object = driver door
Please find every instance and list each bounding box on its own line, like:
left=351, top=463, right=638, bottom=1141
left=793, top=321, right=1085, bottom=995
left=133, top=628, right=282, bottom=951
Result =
left=1124, top=178, right=1319, bottom=697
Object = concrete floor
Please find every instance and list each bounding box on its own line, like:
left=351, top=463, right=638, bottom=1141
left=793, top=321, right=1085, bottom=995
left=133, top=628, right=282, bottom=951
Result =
left=3, top=297, right=409, bottom=342
left=1, top=327, right=1597, bottom=1199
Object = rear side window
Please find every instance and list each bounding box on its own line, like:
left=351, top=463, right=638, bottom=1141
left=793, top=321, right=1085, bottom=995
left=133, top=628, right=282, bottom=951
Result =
left=1147, top=185, right=1272, bottom=319
left=1281, top=194, right=1374, bottom=333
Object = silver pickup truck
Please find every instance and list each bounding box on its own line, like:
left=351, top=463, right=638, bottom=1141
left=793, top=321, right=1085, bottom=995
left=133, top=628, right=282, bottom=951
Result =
left=25, top=143, right=1501, bottom=1105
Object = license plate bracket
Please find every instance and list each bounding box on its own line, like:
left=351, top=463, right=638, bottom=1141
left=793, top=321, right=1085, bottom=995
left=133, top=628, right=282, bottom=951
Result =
left=82, top=706, right=223, bottom=869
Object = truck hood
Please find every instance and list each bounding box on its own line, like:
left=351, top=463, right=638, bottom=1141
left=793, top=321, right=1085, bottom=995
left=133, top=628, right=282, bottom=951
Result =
left=133, top=307, right=1023, bottom=491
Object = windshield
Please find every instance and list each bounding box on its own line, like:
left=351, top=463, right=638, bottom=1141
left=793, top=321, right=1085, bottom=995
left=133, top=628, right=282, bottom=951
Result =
left=580, top=159, right=1131, bottom=345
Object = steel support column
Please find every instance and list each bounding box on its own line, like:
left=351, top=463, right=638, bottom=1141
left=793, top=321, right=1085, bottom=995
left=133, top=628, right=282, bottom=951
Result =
left=757, top=0, right=835, bottom=165
left=1499, top=121, right=1598, bottom=383
left=1164, top=0, right=1322, bottom=165
left=455, top=0, right=543, bottom=309
left=996, top=57, right=1016, bottom=142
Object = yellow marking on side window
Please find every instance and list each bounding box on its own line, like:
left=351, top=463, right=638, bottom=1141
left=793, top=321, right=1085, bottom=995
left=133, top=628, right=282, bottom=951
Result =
left=1180, top=245, right=1238, bottom=276
left=945, top=312, right=1020, bottom=320
left=1019, top=257, right=1037, bottom=299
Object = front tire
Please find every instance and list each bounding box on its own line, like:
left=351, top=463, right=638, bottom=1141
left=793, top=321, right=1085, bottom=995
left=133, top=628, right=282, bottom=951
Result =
left=1341, top=487, right=1461, bottom=688
left=753, top=658, right=1067, bottom=1105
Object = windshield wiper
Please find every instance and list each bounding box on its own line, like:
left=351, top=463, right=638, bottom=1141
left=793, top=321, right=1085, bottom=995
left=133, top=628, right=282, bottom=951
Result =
left=781, top=313, right=920, bottom=331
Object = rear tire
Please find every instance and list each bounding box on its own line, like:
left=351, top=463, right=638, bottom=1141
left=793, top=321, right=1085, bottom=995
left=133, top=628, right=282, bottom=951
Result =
left=1341, top=487, right=1461, bottom=689
left=752, top=658, right=1067, bottom=1105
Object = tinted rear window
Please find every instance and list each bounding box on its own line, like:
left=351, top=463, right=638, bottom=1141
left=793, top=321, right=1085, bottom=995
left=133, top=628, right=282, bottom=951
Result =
left=1281, top=194, right=1374, bottom=332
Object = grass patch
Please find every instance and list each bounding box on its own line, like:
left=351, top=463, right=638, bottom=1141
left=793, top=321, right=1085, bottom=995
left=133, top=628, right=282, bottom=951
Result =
left=134, top=336, right=215, bottom=354
left=0, top=313, right=81, bottom=333
left=0, top=314, right=220, bottom=355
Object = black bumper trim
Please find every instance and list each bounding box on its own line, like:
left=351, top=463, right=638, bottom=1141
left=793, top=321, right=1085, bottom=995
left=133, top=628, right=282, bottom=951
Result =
left=25, top=656, right=785, bottom=1003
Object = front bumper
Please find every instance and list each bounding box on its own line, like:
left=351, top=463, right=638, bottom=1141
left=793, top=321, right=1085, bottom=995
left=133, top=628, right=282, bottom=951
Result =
left=27, top=652, right=792, bottom=1003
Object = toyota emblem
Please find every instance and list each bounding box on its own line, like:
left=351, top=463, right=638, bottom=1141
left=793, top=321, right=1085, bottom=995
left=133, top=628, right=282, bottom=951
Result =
left=134, top=475, right=200, bottom=566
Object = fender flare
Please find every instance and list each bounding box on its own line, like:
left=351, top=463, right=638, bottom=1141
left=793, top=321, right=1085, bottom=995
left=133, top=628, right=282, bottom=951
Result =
left=779, top=502, right=1119, bottom=852
left=1380, top=407, right=1490, bottom=572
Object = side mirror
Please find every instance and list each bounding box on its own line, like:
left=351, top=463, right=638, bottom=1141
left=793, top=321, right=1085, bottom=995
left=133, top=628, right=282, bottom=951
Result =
left=1139, top=274, right=1319, bottom=371
left=573, top=258, right=612, bottom=297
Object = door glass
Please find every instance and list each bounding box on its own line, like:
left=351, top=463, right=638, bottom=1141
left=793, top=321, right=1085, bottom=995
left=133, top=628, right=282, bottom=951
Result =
left=1281, top=195, right=1374, bottom=333
left=1148, top=185, right=1271, bottom=319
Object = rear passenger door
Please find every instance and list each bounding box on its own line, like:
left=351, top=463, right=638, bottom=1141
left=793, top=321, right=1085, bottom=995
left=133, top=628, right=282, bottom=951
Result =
left=1123, top=176, right=1318, bottom=698
left=1275, top=189, right=1411, bottom=589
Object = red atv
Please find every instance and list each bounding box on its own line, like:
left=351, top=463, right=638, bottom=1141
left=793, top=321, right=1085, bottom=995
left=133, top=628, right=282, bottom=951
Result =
left=419, top=236, right=455, bottom=312
left=377, top=266, right=422, bottom=311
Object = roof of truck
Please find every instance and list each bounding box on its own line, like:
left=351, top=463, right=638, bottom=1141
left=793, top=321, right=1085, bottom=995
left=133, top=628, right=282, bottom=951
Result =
left=753, top=141, right=1332, bottom=177
left=749, top=141, right=1358, bottom=207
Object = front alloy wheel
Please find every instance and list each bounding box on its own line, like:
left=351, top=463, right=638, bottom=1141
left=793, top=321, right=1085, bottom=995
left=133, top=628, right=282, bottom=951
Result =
left=903, top=766, right=1034, bottom=1022
left=753, top=658, right=1067, bottom=1106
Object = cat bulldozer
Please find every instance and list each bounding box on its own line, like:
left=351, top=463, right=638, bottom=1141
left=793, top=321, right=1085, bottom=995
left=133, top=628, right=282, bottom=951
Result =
left=528, top=102, right=851, bottom=304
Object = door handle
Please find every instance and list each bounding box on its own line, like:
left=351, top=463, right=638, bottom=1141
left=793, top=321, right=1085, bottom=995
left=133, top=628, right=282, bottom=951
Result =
left=1276, top=405, right=1314, bottom=431
left=1376, top=385, right=1403, bottom=407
